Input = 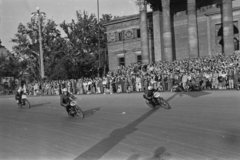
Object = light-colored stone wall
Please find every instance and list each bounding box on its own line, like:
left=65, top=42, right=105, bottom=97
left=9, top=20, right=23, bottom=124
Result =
left=105, top=6, right=240, bottom=70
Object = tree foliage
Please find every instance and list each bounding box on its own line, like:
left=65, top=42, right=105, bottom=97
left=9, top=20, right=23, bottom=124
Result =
left=0, top=48, right=27, bottom=79
left=11, top=10, right=113, bottom=81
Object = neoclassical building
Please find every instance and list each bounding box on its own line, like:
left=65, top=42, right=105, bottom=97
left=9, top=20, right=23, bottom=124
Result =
left=104, top=0, right=240, bottom=70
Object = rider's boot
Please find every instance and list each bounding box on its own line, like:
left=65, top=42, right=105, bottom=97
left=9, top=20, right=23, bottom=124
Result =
left=146, top=100, right=155, bottom=108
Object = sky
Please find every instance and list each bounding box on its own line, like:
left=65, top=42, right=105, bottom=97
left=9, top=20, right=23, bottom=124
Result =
left=0, top=0, right=240, bottom=51
left=0, top=0, right=140, bottom=51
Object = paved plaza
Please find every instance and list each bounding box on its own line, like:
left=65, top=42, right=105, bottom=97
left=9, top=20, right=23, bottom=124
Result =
left=0, top=91, right=240, bottom=160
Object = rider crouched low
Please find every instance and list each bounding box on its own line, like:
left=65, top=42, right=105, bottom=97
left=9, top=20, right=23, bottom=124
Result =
left=143, top=86, right=162, bottom=106
left=60, top=88, right=75, bottom=115
left=15, top=87, right=25, bottom=105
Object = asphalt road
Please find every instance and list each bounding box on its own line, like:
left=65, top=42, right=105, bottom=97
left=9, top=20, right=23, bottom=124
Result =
left=0, top=91, right=240, bottom=160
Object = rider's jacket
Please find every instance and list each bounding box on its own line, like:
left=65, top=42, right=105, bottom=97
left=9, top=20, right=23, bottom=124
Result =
left=144, top=89, right=155, bottom=100
left=15, top=91, right=23, bottom=100
left=60, top=92, right=71, bottom=107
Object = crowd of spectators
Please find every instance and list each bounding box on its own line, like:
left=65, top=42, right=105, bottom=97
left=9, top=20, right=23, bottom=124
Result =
left=23, top=54, right=240, bottom=96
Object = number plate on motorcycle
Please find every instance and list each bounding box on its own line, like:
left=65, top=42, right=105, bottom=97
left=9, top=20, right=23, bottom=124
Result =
left=22, top=95, right=27, bottom=99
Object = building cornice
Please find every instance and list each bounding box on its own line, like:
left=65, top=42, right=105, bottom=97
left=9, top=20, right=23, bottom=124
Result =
left=103, top=12, right=153, bottom=27
left=205, top=6, right=240, bottom=16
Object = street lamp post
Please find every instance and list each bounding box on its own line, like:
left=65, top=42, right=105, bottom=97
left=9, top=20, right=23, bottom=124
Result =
left=31, top=7, right=45, bottom=80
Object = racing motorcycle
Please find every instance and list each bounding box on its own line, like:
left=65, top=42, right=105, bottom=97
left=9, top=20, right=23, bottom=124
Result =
left=145, top=92, right=170, bottom=109
left=68, top=95, right=85, bottom=118
left=17, top=94, right=31, bottom=108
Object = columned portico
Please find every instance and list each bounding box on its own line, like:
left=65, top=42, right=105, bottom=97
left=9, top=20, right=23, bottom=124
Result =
left=138, top=0, right=150, bottom=63
left=105, top=0, right=240, bottom=70
left=222, top=0, right=234, bottom=55
left=187, top=0, right=199, bottom=58
left=161, top=0, right=173, bottom=61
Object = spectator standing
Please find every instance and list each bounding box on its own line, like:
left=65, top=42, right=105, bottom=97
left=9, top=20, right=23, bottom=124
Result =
left=34, top=82, right=38, bottom=96
left=117, top=76, right=122, bottom=93
left=98, top=78, right=102, bottom=94
left=168, top=72, right=173, bottom=91
left=182, top=73, right=188, bottom=91
left=228, top=69, right=234, bottom=89
left=135, top=75, right=141, bottom=92
left=79, top=79, right=83, bottom=94
left=72, top=80, right=76, bottom=94
left=123, top=76, right=128, bottom=93
left=131, top=74, right=136, bottom=92
left=212, top=70, right=219, bottom=89
left=234, top=67, right=239, bottom=89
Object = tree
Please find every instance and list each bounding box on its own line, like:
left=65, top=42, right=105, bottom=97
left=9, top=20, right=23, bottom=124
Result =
left=60, top=11, right=112, bottom=77
left=11, top=11, right=114, bottom=80
left=0, top=44, right=19, bottom=79
left=11, top=17, right=67, bottom=80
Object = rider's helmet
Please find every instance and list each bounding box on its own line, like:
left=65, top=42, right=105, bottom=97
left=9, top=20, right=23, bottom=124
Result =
left=62, top=88, right=67, bottom=92
left=148, top=86, right=153, bottom=91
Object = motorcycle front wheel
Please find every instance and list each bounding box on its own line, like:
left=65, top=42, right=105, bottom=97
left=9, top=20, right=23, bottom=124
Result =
left=24, top=99, right=31, bottom=108
left=75, top=106, right=85, bottom=118
left=158, top=98, right=171, bottom=109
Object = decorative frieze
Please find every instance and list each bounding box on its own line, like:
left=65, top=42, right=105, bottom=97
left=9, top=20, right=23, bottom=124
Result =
left=107, top=19, right=139, bottom=32
left=124, top=29, right=134, bottom=39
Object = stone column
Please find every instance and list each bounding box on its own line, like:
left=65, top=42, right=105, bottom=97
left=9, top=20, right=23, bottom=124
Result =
left=206, top=16, right=212, bottom=57
left=149, top=28, right=154, bottom=63
left=138, top=0, right=150, bottom=63
left=187, top=0, right=199, bottom=58
left=152, top=4, right=163, bottom=61
left=161, top=0, right=173, bottom=61
left=222, top=0, right=234, bottom=55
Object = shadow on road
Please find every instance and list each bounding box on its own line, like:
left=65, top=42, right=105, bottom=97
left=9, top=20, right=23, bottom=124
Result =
left=145, top=147, right=171, bottom=160
left=179, top=91, right=211, bottom=98
left=74, top=93, right=178, bottom=160
left=126, top=147, right=171, bottom=160
left=223, top=129, right=240, bottom=147
left=83, top=107, right=101, bottom=118
left=126, top=154, right=140, bottom=160
left=31, top=102, right=52, bottom=108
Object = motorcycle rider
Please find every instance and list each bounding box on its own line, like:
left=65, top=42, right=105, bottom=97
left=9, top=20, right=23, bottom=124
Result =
left=15, top=87, right=25, bottom=105
left=15, top=80, right=27, bottom=104
left=143, top=85, right=158, bottom=107
left=60, top=88, right=74, bottom=115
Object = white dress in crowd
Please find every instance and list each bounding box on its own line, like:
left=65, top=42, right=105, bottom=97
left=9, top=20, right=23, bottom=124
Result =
left=67, top=82, right=71, bottom=92
left=136, top=77, right=141, bottom=91
left=34, top=83, right=38, bottom=95
left=83, top=82, right=88, bottom=93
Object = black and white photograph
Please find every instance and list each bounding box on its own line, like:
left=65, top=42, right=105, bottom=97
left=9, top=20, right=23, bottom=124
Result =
left=0, top=0, right=240, bottom=160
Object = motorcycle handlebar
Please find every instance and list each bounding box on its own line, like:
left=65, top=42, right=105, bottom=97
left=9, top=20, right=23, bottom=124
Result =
left=69, top=93, right=77, bottom=100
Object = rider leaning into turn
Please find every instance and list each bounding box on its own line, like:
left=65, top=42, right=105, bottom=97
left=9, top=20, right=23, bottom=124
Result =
left=143, top=86, right=158, bottom=106
left=15, top=82, right=27, bottom=104
left=15, top=87, right=24, bottom=104
left=60, top=88, right=74, bottom=114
